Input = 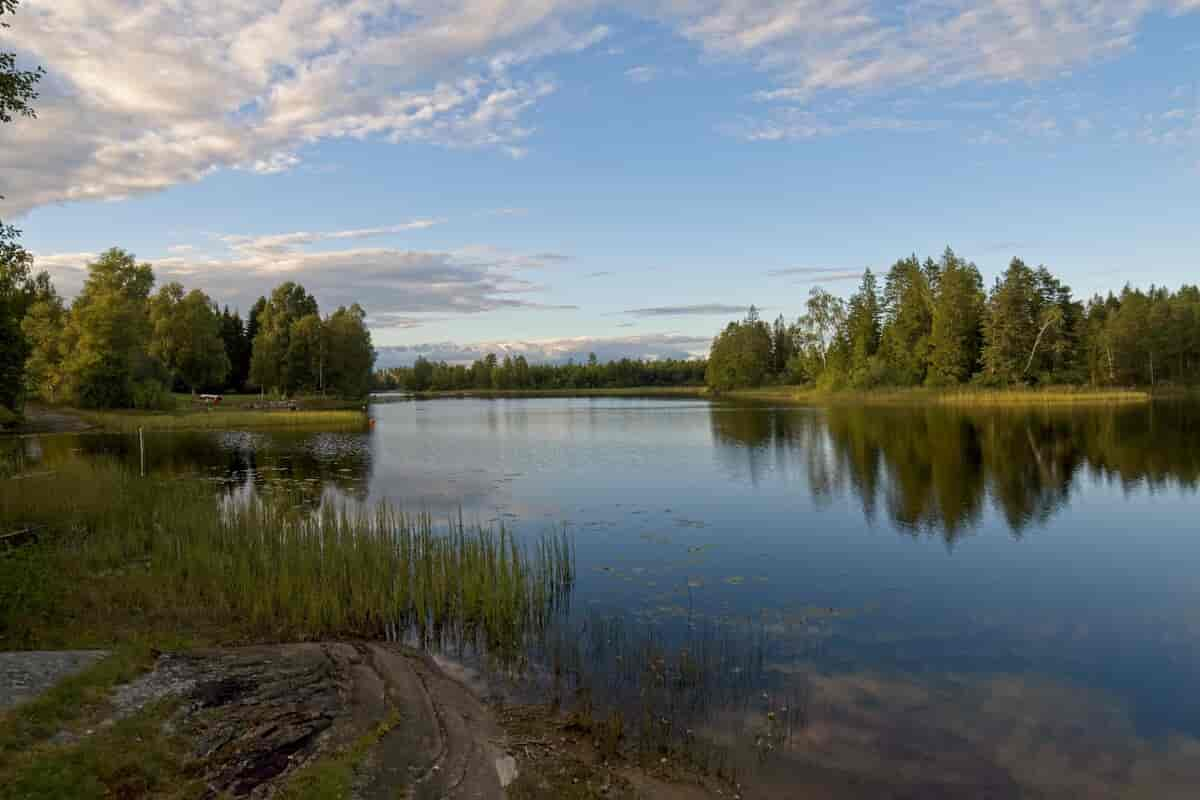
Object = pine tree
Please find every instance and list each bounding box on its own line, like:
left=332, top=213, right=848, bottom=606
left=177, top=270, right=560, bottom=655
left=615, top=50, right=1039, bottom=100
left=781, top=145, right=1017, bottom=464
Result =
left=927, top=248, right=985, bottom=385
left=981, top=259, right=1039, bottom=385
left=846, top=269, right=881, bottom=379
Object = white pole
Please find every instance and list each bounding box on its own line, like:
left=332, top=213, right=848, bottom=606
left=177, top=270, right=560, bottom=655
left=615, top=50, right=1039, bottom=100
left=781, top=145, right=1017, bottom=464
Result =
left=139, top=427, right=145, bottom=478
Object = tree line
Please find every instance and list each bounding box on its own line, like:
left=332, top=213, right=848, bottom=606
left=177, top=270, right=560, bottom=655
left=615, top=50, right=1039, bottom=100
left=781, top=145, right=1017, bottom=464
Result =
left=374, top=353, right=707, bottom=392
left=4, top=247, right=375, bottom=411
left=707, top=248, right=1200, bottom=391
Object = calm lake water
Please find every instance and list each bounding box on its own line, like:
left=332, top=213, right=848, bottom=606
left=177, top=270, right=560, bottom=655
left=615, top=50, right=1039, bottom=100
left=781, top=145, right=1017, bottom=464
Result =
left=9, top=397, right=1200, bottom=797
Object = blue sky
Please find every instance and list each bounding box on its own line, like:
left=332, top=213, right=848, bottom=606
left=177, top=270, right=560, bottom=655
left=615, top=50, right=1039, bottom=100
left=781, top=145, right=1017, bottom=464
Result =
left=2, top=1, right=1197, bottom=364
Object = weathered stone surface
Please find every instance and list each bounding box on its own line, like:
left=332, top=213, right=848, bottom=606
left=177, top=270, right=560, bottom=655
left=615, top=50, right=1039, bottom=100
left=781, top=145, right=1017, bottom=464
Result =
left=0, top=650, right=109, bottom=711
left=108, top=642, right=509, bottom=799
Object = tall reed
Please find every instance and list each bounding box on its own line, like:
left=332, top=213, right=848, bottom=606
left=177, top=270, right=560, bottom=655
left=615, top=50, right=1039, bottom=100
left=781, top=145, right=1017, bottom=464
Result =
left=1, top=459, right=572, bottom=661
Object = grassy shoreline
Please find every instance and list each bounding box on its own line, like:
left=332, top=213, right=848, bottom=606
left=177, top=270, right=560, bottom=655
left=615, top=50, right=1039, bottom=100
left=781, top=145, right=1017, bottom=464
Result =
left=78, top=407, right=367, bottom=432
left=382, top=384, right=1158, bottom=407
left=719, top=385, right=1155, bottom=406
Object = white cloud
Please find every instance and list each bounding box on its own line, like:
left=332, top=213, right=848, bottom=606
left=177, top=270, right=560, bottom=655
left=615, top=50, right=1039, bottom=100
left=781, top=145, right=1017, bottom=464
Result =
left=624, top=303, right=751, bottom=316
left=0, top=1, right=607, bottom=216
left=375, top=333, right=711, bottom=366
left=625, top=65, right=658, bottom=83
left=731, top=109, right=941, bottom=141
left=31, top=224, right=575, bottom=321
left=2, top=1, right=1197, bottom=216
left=670, top=1, right=1186, bottom=96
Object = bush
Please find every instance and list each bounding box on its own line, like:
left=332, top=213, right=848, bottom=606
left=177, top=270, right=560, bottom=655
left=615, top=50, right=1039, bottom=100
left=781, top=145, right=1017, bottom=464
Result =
left=130, top=379, right=175, bottom=411
left=0, top=405, right=19, bottom=429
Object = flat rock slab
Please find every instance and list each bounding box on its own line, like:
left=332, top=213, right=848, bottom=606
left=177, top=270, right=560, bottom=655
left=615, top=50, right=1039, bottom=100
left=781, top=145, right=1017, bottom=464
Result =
left=0, top=650, right=110, bottom=711
left=111, top=642, right=509, bottom=799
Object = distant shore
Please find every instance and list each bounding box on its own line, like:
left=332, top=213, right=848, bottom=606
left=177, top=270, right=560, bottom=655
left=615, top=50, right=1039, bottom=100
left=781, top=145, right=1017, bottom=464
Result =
left=721, top=386, right=1156, bottom=407
left=389, top=386, right=709, bottom=400
left=376, top=384, right=1160, bottom=407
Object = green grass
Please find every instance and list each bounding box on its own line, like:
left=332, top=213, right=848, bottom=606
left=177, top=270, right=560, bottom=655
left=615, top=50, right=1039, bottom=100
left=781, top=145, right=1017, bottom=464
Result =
left=80, top=407, right=367, bottom=432
left=278, top=710, right=401, bottom=799
left=171, top=392, right=364, bottom=410
left=1, top=459, right=573, bottom=658
left=0, top=698, right=201, bottom=800
left=0, top=645, right=202, bottom=800
left=0, top=460, right=573, bottom=797
left=722, top=385, right=1151, bottom=407
left=0, top=647, right=158, bottom=769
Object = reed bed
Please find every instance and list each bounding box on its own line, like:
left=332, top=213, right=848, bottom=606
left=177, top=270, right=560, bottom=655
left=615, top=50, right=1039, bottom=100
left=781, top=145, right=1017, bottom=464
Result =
left=81, top=409, right=366, bottom=432
left=1, top=460, right=572, bottom=660
left=725, top=386, right=1151, bottom=407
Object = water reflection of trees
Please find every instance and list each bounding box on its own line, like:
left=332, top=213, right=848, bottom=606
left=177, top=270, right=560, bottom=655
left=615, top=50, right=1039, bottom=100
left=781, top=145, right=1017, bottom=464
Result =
left=710, top=401, right=1200, bottom=541
left=22, top=430, right=374, bottom=510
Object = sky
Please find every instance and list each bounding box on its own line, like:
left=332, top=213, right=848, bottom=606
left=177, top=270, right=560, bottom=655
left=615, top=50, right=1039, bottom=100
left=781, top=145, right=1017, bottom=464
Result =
left=1, top=1, right=1198, bottom=366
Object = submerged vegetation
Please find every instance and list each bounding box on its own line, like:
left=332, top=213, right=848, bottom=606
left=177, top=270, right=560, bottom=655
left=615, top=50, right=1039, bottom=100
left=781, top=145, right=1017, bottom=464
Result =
left=0, top=459, right=572, bottom=658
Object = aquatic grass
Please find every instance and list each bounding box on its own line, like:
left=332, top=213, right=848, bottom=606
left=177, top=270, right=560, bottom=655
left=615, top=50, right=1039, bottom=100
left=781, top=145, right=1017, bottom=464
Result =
left=1, top=460, right=573, bottom=662
left=80, top=408, right=367, bottom=432
left=724, top=385, right=1151, bottom=407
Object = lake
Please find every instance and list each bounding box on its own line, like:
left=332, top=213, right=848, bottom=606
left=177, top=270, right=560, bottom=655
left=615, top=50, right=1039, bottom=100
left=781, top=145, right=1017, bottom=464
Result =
left=8, top=397, right=1200, bottom=797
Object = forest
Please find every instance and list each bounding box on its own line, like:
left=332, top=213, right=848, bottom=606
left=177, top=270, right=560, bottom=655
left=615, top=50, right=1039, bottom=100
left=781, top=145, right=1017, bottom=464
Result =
left=373, top=353, right=707, bottom=392
left=1, top=246, right=376, bottom=413
left=706, top=248, right=1200, bottom=392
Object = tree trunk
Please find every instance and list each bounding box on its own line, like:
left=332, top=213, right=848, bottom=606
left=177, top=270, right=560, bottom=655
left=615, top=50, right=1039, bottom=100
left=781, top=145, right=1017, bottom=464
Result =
left=1024, top=318, right=1057, bottom=376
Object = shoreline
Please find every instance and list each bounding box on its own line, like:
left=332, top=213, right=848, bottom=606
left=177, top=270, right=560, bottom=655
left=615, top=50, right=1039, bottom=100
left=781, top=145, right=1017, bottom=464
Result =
left=375, top=384, right=1162, bottom=407
left=0, top=642, right=727, bottom=800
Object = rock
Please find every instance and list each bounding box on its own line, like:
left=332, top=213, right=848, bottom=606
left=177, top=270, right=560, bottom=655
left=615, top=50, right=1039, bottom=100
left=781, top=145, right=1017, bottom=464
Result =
left=495, top=754, right=519, bottom=787
left=100, top=643, right=508, bottom=799
left=0, top=650, right=110, bottom=711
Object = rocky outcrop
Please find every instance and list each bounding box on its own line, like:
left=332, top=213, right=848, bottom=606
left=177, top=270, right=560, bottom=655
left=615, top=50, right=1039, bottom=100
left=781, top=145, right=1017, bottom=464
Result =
left=115, top=643, right=511, bottom=799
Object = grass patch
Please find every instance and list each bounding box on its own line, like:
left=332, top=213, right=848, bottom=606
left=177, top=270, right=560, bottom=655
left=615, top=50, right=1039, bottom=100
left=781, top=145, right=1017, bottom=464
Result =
left=723, top=385, right=1151, bottom=407
left=80, top=408, right=366, bottom=432
left=171, top=392, right=364, bottom=410
left=0, top=698, right=201, bottom=800
left=278, top=710, right=401, bottom=799
left=0, top=647, right=158, bottom=771
left=1, top=459, right=573, bottom=658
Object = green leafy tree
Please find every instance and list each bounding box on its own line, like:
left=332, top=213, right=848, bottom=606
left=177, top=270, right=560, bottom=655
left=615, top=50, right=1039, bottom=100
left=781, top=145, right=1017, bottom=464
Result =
left=286, top=313, right=323, bottom=392
left=61, top=248, right=163, bottom=408
left=249, top=282, right=318, bottom=394
left=980, top=259, right=1041, bottom=385
left=148, top=282, right=230, bottom=393
left=879, top=256, right=934, bottom=385
left=20, top=276, right=67, bottom=402
left=927, top=248, right=986, bottom=386
left=220, top=306, right=250, bottom=390
left=0, top=224, right=37, bottom=410
left=1, top=1, right=42, bottom=125
left=705, top=309, right=772, bottom=390
left=789, top=288, right=848, bottom=386
left=0, top=1, right=43, bottom=412
left=770, top=314, right=793, bottom=375
left=846, top=269, right=882, bottom=380
left=322, top=304, right=376, bottom=397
